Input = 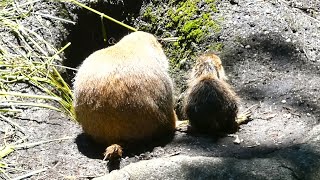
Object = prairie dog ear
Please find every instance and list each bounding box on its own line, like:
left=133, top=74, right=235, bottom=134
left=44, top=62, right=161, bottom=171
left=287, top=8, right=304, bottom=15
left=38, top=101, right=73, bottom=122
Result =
left=207, top=53, right=228, bottom=81
left=191, top=53, right=229, bottom=81
left=217, top=64, right=228, bottom=81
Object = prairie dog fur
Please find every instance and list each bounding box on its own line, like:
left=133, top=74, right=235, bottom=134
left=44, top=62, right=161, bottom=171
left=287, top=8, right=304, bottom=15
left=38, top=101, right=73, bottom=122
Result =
left=73, top=31, right=176, bottom=151
left=190, top=53, right=228, bottom=81
left=183, top=53, right=239, bottom=135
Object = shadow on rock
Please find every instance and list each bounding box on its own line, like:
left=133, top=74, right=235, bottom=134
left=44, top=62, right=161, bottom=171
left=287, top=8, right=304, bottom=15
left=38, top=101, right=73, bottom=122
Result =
left=97, top=144, right=320, bottom=179
left=171, top=131, right=285, bottom=159
left=277, top=144, right=320, bottom=179
left=185, top=146, right=320, bottom=179
left=182, top=144, right=320, bottom=179
left=221, top=32, right=320, bottom=121
left=75, top=133, right=106, bottom=159
left=75, top=132, right=175, bottom=159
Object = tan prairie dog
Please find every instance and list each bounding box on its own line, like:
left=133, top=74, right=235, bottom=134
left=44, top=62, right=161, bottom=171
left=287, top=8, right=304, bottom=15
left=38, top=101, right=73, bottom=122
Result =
left=73, top=31, right=177, bottom=158
left=183, top=53, right=240, bottom=135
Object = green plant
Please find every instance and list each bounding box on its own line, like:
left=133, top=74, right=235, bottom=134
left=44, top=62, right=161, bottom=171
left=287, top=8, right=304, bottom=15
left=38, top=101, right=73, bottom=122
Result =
left=139, top=0, right=222, bottom=67
left=0, top=2, right=75, bottom=120
left=0, top=0, right=138, bottom=120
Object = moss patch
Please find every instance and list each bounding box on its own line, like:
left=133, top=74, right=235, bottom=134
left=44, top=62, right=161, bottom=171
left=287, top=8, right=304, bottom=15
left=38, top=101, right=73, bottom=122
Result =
left=137, top=0, right=222, bottom=68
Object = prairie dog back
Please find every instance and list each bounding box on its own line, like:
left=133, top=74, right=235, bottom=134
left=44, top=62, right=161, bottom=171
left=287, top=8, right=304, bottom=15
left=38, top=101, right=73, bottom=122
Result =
left=73, top=31, right=176, bottom=148
left=183, top=53, right=239, bottom=135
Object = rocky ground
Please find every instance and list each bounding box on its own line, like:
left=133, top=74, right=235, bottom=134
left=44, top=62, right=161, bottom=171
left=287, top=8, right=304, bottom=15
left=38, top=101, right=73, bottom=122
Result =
left=1, top=0, right=320, bottom=179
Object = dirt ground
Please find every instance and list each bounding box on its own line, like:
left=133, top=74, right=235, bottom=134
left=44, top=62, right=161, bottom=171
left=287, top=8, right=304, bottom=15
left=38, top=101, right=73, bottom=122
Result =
left=1, top=0, right=320, bottom=179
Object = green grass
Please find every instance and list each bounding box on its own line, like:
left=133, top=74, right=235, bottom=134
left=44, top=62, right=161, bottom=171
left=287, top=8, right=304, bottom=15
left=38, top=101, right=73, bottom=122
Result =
left=0, top=0, right=137, bottom=121
left=0, top=0, right=75, bottom=120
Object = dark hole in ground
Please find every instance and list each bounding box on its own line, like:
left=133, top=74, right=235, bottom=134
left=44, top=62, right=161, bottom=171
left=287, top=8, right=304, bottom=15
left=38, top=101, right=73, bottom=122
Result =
left=62, top=1, right=143, bottom=84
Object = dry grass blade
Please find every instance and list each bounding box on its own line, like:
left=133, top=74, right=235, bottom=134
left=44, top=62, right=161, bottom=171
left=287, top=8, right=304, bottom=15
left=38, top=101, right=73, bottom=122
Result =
left=0, top=91, right=62, bottom=101
left=12, top=168, right=48, bottom=180
left=0, top=114, right=25, bottom=133
left=65, top=0, right=138, bottom=32
left=14, top=136, right=73, bottom=149
left=0, top=162, right=11, bottom=179
left=0, top=41, right=75, bottom=119
left=0, top=136, right=73, bottom=159
left=0, top=146, right=14, bottom=159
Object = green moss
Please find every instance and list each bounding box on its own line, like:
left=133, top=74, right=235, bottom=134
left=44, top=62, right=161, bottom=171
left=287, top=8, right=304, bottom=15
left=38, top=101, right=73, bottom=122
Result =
left=139, top=0, right=222, bottom=67
left=181, top=20, right=200, bottom=34
left=143, top=6, right=157, bottom=24
left=208, top=42, right=224, bottom=51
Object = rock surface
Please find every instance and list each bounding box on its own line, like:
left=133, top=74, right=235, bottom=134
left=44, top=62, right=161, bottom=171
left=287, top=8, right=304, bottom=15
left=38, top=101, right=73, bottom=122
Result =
left=95, top=124, right=320, bottom=180
left=94, top=0, right=320, bottom=179
left=1, top=0, right=320, bottom=179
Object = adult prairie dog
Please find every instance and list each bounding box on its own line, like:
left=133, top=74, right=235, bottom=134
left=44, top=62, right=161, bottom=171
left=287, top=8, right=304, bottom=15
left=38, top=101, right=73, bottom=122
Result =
left=183, top=53, right=239, bottom=135
left=73, top=31, right=176, bottom=158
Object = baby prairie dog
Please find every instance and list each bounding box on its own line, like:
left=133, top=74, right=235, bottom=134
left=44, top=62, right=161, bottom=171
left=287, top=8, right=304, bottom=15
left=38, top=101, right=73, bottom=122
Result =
left=183, top=53, right=240, bottom=135
left=73, top=31, right=176, bottom=158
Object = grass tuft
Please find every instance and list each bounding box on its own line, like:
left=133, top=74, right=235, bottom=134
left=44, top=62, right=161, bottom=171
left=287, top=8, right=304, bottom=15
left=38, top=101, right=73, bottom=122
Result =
left=1, top=0, right=137, bottom=178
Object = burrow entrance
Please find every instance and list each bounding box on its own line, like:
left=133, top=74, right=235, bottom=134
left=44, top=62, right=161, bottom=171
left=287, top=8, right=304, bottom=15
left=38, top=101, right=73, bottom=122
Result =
left=62, top=0, right=143, bottom=83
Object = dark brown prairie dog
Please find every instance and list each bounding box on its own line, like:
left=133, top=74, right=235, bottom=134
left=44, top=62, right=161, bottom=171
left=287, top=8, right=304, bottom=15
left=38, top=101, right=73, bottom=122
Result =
left=73, top=31, right=176, bottom=158
left=183, top=53, right=240, bottom=135
left=175, top=54, right=228, bottom=120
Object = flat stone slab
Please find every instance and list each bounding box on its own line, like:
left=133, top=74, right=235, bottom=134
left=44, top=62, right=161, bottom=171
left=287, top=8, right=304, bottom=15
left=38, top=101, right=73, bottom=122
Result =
left=95, top=130, right=320, bottom=180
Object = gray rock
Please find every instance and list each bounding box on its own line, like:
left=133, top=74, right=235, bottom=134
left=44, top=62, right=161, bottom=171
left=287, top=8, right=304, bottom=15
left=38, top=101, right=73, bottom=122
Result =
left=95, top=152, right=320, bottom=180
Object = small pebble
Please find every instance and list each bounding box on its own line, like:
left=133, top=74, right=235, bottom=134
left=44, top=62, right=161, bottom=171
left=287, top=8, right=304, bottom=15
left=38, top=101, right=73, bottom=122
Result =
left=283, top=113, right=292, bottom=119
left=233, top=135, right=242, bottom=144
